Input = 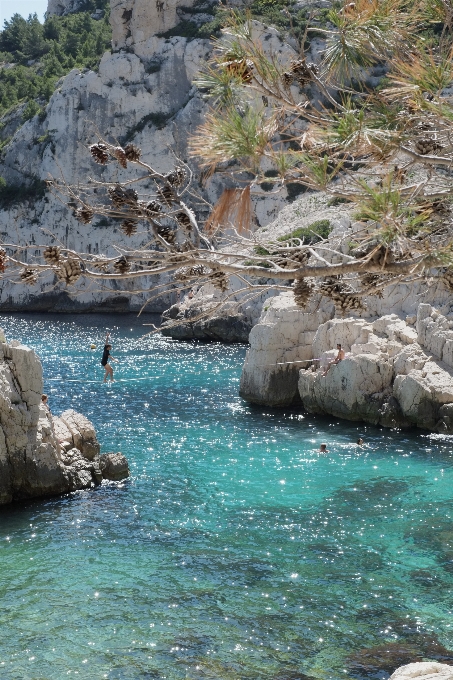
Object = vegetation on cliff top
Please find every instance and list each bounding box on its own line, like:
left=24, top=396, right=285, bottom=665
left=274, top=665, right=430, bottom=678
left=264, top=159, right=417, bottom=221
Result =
left=0, top=8, right=111, bottom=119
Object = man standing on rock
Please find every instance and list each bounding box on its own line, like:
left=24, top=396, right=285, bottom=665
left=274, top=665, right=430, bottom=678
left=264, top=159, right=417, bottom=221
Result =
left=323, top=343, right=345, bottom=376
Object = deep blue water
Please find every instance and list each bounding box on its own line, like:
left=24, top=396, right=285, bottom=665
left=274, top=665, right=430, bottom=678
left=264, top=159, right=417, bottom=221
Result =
left=1, top=313, right=453, bottom=680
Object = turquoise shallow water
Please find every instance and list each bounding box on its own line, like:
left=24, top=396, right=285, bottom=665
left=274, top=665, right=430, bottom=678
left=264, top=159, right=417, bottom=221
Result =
left=1, top=313, right=453, bottom=680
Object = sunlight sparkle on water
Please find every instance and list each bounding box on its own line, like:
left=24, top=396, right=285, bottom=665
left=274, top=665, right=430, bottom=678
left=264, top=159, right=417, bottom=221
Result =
left=0, top=313, right=453, bottom=680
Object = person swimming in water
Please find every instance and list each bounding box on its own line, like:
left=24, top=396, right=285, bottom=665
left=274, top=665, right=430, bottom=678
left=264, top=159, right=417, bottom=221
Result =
left=101, top=331, right=118, bottom=382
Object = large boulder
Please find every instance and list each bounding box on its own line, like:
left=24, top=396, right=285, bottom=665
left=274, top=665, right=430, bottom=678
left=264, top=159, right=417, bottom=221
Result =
left=58, top=409, right=101, bottom=460
left=99, top=453, right=130, bottom=480
left=298, top=353, right=394, bottom=424
left=239, top=292, right=333, bottom=407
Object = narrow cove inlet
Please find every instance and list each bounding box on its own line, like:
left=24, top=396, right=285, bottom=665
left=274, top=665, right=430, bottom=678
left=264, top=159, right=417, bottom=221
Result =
left=1, top=313, right=453, bottom=680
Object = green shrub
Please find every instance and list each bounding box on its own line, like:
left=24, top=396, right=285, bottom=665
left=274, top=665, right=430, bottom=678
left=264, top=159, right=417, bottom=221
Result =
left=0, top=11, right=111, bottom=118
left=123, top=111, right=174, bottom=143
left=327, top=196, right=351, bottom=206
left=22, top=99, right=42, bottom=121
left=277, top=219, right=331, bottom=244
left=0, top=175, right=47, bottom=208
left=158, top=16, right=224, bottom=40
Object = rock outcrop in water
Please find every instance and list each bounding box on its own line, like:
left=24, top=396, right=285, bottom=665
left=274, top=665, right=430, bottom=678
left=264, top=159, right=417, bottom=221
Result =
left=231, top=192, right=453, bottom=432
left=390, top=663, right=453, bottom=679
left=0, top=330, right=129, bottom=505
left=241, top=293, right=453, bottom=433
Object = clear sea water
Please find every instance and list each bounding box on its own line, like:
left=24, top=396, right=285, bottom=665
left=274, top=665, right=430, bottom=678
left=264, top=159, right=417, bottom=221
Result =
left=1, top=313, right=453, bottom=680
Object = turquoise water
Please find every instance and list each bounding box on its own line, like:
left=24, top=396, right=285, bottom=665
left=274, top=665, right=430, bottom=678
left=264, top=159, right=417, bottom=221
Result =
left=1, top=314, right=453, bottom=680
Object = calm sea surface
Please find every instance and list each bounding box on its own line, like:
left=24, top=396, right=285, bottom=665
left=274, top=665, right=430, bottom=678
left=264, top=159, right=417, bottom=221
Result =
left=0, top=313, right=453, bottom=680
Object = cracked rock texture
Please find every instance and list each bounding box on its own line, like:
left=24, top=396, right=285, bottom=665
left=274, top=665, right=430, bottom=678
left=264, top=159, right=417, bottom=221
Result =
left=0, top=330, right=129, bottom=505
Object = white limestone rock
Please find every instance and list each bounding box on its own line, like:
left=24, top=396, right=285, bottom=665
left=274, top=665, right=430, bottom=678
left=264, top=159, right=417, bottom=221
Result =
left=0, top=337, right=128, bottom=505
left=239, top=292, right=333, bottom=406
left=390, top=662, right=453, bottom=679
left=59, top=409, right=101, bottom=460
left=298, top=352, right=394, bottom=424
left=0, top=4, right=289, bottom=313
left=240, top=281, right=453, bottom=432
left=99, top=452, right=130, bottom=480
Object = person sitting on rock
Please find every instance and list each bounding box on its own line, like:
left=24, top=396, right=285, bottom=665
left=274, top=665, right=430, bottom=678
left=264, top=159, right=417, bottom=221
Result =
left=322, top=343, right=345, bottom=376
left=101, top=331, right=118, bottom=383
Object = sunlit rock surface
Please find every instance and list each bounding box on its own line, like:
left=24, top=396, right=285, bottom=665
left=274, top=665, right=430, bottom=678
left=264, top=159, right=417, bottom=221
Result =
left=0, top=0, right=291, bottom=312
left=0, top=330, right=129, bottom=505
left=390, top=663, right=453, bottom=680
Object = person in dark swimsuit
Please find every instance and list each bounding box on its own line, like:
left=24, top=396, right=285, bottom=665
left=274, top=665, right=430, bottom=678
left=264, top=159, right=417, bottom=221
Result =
left=101, top=331, right=118, bottom=382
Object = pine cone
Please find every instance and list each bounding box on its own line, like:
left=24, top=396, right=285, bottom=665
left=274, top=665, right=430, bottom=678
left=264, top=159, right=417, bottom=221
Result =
left=124, top=144, right=142, bottom=162
left=282, top=71, right=293, bottom=87
left=289, top=59, right=316, bottom=86
left=145, top=200, right=162, bottom=217
left=175, top=264, right=208, bottom=282
left=274, top=248, right=309, bottom=268
left=334, top=293, right=364, bottom=315
left=320, top=277, right=364, bottom=314
left=0, top=247, right=7, bottom=273
left=121, top=219, right=138, bottom=236
left=75, top=207, right=94, bottom=224
left=57, top=258, right=82, bottom=285
left=43, top=245, right=61, bottom=265
left=224, top=58, right=253, bottom=82
left=113, top=256, right=131, bottom=274
left=443, top=269, right=453, bottom=291
left=360, top=272, right=378, bottom=287
left=414, top=137, right=443, bottom=155
left=293, top=278, right=313, bottom=308
left=112, top=146, right=128, bottom=169
left=165, top=167, right=186, bottom=187
left=157, top=226, right=176, bottom=244
left=210, top=271, right=229, bottom=291
left=158, top=186, right=176, bottom=206
left=90, top=143, right=109, bottom=165
left=176, top=211, right=192, bottom=230
left=20, top=267, right=38, bottom=285
left=108, top=185, right=138, bottom=209
left=124, top=188, right=138, bottom=205
left=108, top=185, right=127, bottom=208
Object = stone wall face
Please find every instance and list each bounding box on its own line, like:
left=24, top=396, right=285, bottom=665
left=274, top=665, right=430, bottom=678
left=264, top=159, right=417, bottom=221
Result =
left=0, top=1, right=289, bottom=313
left=0, top=331, right=129, bottom=505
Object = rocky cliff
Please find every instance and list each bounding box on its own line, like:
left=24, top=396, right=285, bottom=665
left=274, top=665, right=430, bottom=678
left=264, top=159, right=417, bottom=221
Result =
left=0, top=0, right=288, bottom=312
left=0, top=329, right=129, bottom=505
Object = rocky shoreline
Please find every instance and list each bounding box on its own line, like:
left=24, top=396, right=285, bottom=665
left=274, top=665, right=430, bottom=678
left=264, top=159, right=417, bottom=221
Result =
left=0, top=331, right=129, bottom=505
left=159, top=191, right=453, bottom=436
